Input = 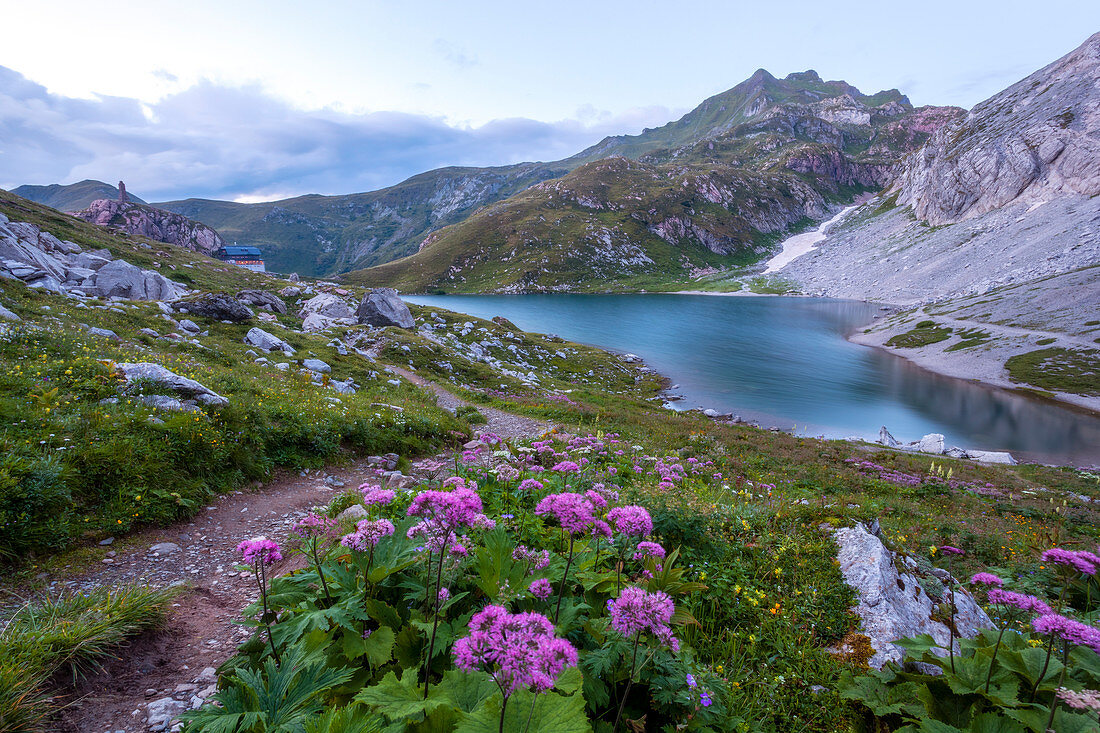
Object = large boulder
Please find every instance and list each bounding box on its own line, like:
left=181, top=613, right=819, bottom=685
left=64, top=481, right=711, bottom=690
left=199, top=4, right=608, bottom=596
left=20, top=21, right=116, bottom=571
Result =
left=299, top=293, right=354, bottom=319
left=244, top=327, right=296, bottom=355
left=178, top=293, right=253, bottom=322
left=834, top=523, right=993, bottom=668
left=356, top=288, right=414, bottom=329
left=916, top=433, right=945, bottom=454
left=115, top=362, right=228, bottom=406
left=966, top=449, right=1017, bottom=465
left=90, top=259, right=148, bottom=298
left=236, top=289, right=287, bottom=314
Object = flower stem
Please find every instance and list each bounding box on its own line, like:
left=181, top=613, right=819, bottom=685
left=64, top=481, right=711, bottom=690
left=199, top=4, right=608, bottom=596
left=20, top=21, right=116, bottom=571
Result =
left=984, top=618, right=1010, bottom=694
left=257, top=561, right=281, bottom=664
left=1029, top=631, right=1057, bottom=702
left=498, top=693, right=509, bottom=733
left=613, top=635, right=641, bottom=733
left=424, top=536, right=449, bottom=699
left=554, top=536, right=574, bottom=624
left=1045, top=641, right=1070, bottom=731
left=310, top=539, right=332, bottom=603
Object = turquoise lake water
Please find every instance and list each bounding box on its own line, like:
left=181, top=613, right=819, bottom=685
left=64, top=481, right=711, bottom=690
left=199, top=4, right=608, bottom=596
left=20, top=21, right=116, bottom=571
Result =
left=407, top=294, right=1100, bottom=466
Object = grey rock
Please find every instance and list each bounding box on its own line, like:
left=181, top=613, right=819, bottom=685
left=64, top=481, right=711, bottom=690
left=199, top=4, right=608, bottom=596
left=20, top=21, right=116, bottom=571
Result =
left=966, top=449, right=1017, bottom=465
left=356, top=288, right=414, bottom=328
left=85, top=326, right=120, bottom=341
left=178, top=319, right=200, bottom=333
left=139, top=395, right=200, bottom=412
left=329, top=378, right=356, bottom=394
left=0, top=303, right=21, bottom=321
left=178, top=293, right=252, bottom=322
left=896, top=33, right=1100, bottom=226
left=834, top=523, right=993, bottom=668
left=302, top=358, right=331, bottom=374
left=244, top=327, right=295, bottom=355
left=274, top=362, right=290, bottom=371
left=917, top=433, right=945, bottom=454
left=99, top=537, right=115, bottom=546
left=301, top=312, right=331, bottom=332
left=115, top=362, right=229, bottom=406
left=76, top=199, right=223, bottom=254
left=150, top=542, right=181, bottom=555
left=336, top=504, right=369, bottom=522
left=299, top=293, right=354, bottom=319
left=145, top=696, right=188, bottom=730
left=945, top=446, right=968, bottom=459
left=139, top=327, right=159, bottom=337
left=89, top=259, right=146, bottom=298
left=236, top=289, right=287, bottom=314
left=877, top=425, right=900, bottom=448
left=288, top=272, right=300, bottom=282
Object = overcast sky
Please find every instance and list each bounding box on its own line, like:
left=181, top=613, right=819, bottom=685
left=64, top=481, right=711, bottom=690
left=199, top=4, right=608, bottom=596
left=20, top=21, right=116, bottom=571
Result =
left=1, top=0, right=1097, bottom=202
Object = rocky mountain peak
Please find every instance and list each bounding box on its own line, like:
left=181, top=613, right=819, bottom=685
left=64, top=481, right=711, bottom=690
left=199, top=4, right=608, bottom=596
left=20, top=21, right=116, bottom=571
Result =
left=895, top=31, right=1100, bottom=225
left=76, top=199, right=225, bottom=255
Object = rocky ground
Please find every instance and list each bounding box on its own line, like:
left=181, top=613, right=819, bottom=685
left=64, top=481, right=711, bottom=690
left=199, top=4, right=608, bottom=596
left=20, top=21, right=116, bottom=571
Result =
left=36, top=380, right=552, bottom=733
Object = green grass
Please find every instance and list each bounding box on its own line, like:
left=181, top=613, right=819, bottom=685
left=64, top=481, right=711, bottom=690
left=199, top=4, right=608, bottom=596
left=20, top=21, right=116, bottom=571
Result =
left=1005, top=347, right=1100, bottom=396
left=886, top=323, right=953, bottom=348
left=943, top=328, right=993, bottom=352
left=0, top=584, right=179, bottom=731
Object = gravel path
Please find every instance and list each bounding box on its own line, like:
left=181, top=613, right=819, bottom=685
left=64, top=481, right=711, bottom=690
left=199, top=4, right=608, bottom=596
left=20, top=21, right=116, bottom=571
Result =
left=34, top=369, right=553, bottom=733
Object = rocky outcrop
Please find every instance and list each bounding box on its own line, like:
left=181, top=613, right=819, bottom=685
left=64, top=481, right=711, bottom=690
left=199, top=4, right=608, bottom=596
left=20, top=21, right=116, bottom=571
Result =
left=115, top=363, right=228, bottom=406
left=896, top=31, right=1100, bottom=225
left=76, top=199, right=224, bottom=254
left=834, top=523, right=993, bottom=668
left=244, top=327, right=295, bottom=355
left=0, top=211, right=186, bottom=300
left=356, top=288, right=414, bottom=328
left=176, top=293, right=253, bottom=322
left=236, top=289, right=286, bottom=314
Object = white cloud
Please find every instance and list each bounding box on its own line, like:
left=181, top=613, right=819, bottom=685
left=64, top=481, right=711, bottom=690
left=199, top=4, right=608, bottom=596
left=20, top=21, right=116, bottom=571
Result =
left=0, top=66, right=678, bottom=203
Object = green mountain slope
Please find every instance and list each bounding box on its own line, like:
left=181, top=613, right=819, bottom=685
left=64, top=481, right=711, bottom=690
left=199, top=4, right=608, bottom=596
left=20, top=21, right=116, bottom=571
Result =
left=154, top=163, right=566, bottom=276
left=10, top=180, right=147, bottom=211
left=346, top=71, right=963, bottom=293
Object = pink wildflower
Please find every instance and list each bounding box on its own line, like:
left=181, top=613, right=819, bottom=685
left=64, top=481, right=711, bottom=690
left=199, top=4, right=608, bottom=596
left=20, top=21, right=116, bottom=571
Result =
left=1042, top=548, right=1099, bottom=575
left=535, top=492, right=597, bottom=535
left=607, top=586, right=679, bottom=651
left=585, top=490, right=608, bottom=509
left=341, top=518, right=395, bottom=551
left=518, top=478, right=544, bottom=492
left=529, top=578, right=553, bottom=599
left=986, top=589, right=1053, bottom=616
left=238, top=537, right=282, bottom=566
left=969, top=572, right=1004, bottom=587
left=291, top=512, right=335, bottom=539
left=360, top=486, right=396, bottom=507
left=607, top=505, right=653, bottom=537
left=633, top=541, right=666, bottom=561
left=552, top=460, right=581, bottom=474
left=1032, top=614, right=1100, bottom=652
left=452, top=605, right=578, bottom=696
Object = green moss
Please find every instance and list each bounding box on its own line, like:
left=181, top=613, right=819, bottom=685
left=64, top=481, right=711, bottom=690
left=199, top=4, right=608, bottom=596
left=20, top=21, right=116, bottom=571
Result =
left=1004, top=348, right=1100, bottom=396
left=886, top=324, right=953, bottom=348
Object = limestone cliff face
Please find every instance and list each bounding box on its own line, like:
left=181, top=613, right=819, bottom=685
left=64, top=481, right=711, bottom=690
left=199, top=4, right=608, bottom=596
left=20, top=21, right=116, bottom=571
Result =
left=895, top=32, right=1100, bottom=225
left=76, top=200, right=224, bottom=254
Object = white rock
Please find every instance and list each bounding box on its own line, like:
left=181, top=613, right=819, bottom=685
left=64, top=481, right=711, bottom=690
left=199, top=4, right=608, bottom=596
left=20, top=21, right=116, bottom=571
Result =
left=917, top=433, right=945, bottom=454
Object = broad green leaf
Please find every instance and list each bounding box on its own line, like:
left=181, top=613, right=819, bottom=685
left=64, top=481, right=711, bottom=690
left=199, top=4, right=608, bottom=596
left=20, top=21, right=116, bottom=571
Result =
left=354, top=669, right=447, bottom=722
left=456, top=689, right=591, bottom=733
left=554, top=666, right=584, bottom=695
left=838, top=669, right=923, bottom=717
left=1005, top=705, right=1098, bottom=733
left=438, top=669, right=499, bottom=713
left=965, top=712, right=1027, bottom=733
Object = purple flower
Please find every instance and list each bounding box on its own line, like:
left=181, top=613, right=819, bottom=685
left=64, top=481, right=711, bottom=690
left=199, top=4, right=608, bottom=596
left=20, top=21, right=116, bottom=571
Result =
left=686, top=673, right=697, bottom=688
left=438, top=587, right=451, bottom=604
left=585, top=490, right=608, bottom=509
left=341, top=518, right=396, bottom=551
left=552, top=460, right=581, bottom=474
left=1032, top=614, right=1100, bottom=652
left=633, top=541, right=666, bottom=561
left=452, top=605, right=578, bottom=696
left=607, top=586, right=679, bottom=651
left=518, top=478, right=544, bottom=492
left=291, top=512, right=335, bottom=539
left=238, top=537, right=282, bottom=566
left=512, top=545, right=551, bottom=571
left=529, top=578, right=553, bottom=599
left=536, top=492, right=597, bottom=535
left=969, top=572, right=1004, bottom=587
left=360, top=486, right=396, bottom=507
left=591, top=520, right=613, bottom=540
left=700, top=690, right=713, bottom=707
left=986, top=589, right=1053, bottom=616
left=607, top=505, right=653, bottom=537
left=939, top=545, right=964, bottom=556
left=1042, top=548, right=1099, bottom=575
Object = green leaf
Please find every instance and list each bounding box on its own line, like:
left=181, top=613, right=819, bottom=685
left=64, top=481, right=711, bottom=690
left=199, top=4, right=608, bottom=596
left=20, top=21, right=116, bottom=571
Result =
left=1005, top=705, right=1098, bottom=733
left=438, top=669, right=499, bottom=713
left=394, top=623, right=425, bottom=669
left=916, top=720, right=963, bottom=733
left=917, top=681, right=976, bottom=728
left=456, top=689, right=591, bottom=733
left=354, top=668, right=448, bottom=722
left=838, top=669, right=923, bottom=717
left=997, top=647, right=1064, bottom=689
left=965, top=712, right=1027, bottom=733
left=554, top=666, right=584, bottom=695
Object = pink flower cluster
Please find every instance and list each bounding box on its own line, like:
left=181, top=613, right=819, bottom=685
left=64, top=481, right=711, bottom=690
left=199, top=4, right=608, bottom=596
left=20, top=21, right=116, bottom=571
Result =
left=518, top=478, right=544, bottom=492
left=341, top=518, right=396, bottom=551
left=607, top=505, right=653, bottom=537
left=452, top=605, right=578, bottom=696
left=360, top=485, right=396, bottom=507
left=291, top=512, right=336, bottom=539
left=969, top=572, right=1004, bottom=587
left=536, top=492, right=597, bottom=535
left=513, top=545, right=551, bottom=571
left=985, top=589, right=1053, bottom=616
left=529, top=578, right=553, bottom=599
left=1057, top=687, right=1100, bottom=713
left=406, top=486, right=494, bottom=553
left=1042, top=548, right=1100, bottom=576
left=238, top=538, right=282, bottom=566
left=1033, top=614, right=1100, bottom=653
left=607, top=586, right=679, bottom=651
left=633, top=541, right=666, bottom=561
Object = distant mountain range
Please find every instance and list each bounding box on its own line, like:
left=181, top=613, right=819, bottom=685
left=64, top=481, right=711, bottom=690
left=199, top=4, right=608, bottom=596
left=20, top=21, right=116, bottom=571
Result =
left=11, top=180, right=147, bottom=211
left=10, top=70, right=958, bottom=280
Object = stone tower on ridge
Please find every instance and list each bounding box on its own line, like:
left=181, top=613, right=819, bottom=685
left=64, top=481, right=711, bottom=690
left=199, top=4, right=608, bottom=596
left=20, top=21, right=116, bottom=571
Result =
left=117, top=181, right=128, bottom=203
